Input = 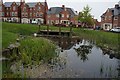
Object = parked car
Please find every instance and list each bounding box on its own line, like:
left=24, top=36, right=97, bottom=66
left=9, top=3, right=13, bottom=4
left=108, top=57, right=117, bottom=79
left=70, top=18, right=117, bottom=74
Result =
left=8, top=20, right=12, bottom=22
left=32, top=20, right=37, bottom=24
left=110, top=27, right=120, bottom=33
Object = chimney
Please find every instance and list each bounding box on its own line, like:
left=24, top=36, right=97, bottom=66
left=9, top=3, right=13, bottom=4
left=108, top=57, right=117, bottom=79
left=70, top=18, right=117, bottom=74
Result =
left=115, top=4, right=119, bottom=9
left=75, top=11, right=77, bottom=13
left=62, top=5, right=65, bottom=8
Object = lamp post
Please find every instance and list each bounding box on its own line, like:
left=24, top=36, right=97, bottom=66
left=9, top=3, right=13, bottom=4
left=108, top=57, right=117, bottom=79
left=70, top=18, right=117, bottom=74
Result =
left=59, top=14, right=62, bottom=36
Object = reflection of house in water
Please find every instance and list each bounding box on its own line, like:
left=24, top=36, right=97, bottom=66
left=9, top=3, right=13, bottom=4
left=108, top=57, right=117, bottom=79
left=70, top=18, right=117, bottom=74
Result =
left=47, top=37, right=82, bottom=50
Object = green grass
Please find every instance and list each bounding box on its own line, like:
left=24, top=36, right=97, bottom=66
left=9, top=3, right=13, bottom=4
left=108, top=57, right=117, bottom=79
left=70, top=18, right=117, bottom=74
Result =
left=2, top=22, right=119, bottom=50
left=73, top=28, right=119, bottom=49
left=19, top=37, right=56, bottom=65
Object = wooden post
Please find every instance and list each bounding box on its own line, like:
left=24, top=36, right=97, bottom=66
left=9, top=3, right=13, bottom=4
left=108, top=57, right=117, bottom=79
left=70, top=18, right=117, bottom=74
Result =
left=47, top=25, right=49, bottom=35
left=59, top=14, right=61, bottom=36
left=59, top=25, right=61, bottom=36
left=70, top=22, right=73, bottom=37
left=38, top=20, right=41, bottom=33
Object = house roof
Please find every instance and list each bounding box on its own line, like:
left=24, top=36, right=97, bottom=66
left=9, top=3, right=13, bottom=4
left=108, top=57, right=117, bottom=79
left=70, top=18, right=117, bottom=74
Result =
left=26, top=2, right=45, bottom=7
left=4, top=2, right=45, bottom=7
left=4, top=2, right=20, bottom=7
left=47, top=7, right=78, bottom=17
left=110, top=8, right=120, bottom=16
left=101, top=7, right=120, bottom=17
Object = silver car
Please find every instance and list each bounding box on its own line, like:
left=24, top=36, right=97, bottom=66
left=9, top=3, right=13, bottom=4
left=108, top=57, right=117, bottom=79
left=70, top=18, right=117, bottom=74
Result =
left=110, top=27, right=120, bottom=33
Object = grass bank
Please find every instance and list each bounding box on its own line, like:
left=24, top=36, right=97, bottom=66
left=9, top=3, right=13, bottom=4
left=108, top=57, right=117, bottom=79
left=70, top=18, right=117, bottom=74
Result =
left=2, top=22, right=119, bottom=50
left=3, top=37, right=56, bottom=78
left=73, top=28, right=119, bottom=50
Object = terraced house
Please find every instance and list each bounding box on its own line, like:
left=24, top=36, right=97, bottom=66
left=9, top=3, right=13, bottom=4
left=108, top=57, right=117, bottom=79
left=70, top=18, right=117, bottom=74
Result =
left=47, top=5, right=78, bottom=26
left=0, top=0, right=48, bottom=24
left=1, top=0, right=78, bottom=25
left=101, top=2, right=120, bottom=30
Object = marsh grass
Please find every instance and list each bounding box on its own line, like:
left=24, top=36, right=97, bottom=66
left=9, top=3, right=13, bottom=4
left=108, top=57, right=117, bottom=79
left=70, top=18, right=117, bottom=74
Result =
left=18, top=37, right=56, bottom=66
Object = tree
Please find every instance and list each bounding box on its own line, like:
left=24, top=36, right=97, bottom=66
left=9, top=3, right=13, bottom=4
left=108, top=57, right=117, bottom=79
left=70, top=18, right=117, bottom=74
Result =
left=78, top=5, right=94, bottom=27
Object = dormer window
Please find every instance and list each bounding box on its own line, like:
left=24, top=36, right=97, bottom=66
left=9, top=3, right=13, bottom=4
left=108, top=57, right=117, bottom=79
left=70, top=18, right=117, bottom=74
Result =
left=38, top=7, right=40, bottom=11
left=23, top=7, right=26, bottom=12
left=114, top=16, right=118, bottom=20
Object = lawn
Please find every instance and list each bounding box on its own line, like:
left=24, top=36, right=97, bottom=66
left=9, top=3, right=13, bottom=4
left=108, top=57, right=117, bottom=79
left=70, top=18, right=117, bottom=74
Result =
left=2, top=22, right=119, bottom=50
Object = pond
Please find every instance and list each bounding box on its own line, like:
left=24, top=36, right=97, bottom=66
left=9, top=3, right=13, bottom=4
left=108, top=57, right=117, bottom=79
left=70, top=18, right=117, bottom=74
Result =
left=37, top=37, right=119, bottom=78
left=2, top=37, right=120, bottom=78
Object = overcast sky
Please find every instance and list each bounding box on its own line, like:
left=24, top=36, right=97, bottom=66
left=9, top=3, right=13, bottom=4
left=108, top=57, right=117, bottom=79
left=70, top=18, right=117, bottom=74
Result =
left=2, top=0, right=120, bottom=21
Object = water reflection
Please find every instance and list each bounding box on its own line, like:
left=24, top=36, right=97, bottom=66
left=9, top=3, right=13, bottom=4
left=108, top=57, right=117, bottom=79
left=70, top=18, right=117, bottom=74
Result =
left=74, top=44, right=93, bottom=62
left=3, top=36, right=120, bottom=78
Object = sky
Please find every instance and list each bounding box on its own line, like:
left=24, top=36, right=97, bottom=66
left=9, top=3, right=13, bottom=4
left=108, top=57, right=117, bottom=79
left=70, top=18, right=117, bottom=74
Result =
left=2, top=0, right=120, bottom=21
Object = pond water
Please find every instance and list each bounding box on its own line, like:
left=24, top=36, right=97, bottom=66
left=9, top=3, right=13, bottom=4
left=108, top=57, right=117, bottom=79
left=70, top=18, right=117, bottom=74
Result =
left=37, top=37, right=119, bottom=78
left=3, top=37, right=120, bottom=78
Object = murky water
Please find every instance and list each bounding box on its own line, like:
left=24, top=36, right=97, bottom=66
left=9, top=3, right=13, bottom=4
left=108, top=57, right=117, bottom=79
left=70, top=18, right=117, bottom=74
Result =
left=3, top=37, right=120, bottom=78
left=37, top=37, right=119, bottom=78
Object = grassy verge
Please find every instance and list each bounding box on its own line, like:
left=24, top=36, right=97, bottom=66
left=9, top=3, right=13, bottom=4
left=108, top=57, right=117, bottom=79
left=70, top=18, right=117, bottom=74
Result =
left=73, top=28, right=119, bottom=49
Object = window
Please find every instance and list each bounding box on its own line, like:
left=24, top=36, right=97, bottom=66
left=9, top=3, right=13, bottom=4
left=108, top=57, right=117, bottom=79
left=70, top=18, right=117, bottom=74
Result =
left=30, top=8, right=32, bottom=11
left=2, top=12, right=4, bottom=16
left=105, top=16, right=107, bottom=20
left=62, top=14, right=64, bottom=17
left=56, top=14, right=59, bottom=17
left=23, top=7, right=26, bottom=12
left=0, top=6, right=2, bottom=11
left=67, top=15, right=69, bottom=18
left=38, top=7, right=41, bottom=11
left=15, top=12, right=17, bottom=16
left=30, top=13, right=32, bottom=17
left=56, top=20, right=59, bottom=24
left=48, top=15, right=50, bottom=18
left=22, top=13, right=24, bottom=17
left=40, top=14, right=42, bottom=17
left=114, top=17, right=118, bottom=20
left=36, top=13, right=39, bottom=17
left=12, top=12, right=15, bottom=16
left=109, top=16, right=111, bottom=20
left=13, top=6, right=16, bottom=11
left=7, top=12, right=9, bottom=16
left=26, top=13, right=28, bottom=17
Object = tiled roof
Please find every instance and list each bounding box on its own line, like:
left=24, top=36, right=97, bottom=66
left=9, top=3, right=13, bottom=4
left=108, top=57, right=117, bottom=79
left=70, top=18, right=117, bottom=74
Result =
left=26, top=2, right=45, bottom=7
left=4, top=2, right=45, bottom=7
left=4, top=2, right=20, bottom=7
left=110, top=8, right=120, bottom=16
left=47, top=7, right=78, bottom=17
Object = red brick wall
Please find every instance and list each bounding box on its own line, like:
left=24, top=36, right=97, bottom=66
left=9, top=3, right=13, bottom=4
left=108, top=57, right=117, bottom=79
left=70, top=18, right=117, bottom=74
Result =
left=10, top=2, right=19, bottom=17
left=101, top=8, right=120, bottom=27
left=47, top=9, right=76, bottom=25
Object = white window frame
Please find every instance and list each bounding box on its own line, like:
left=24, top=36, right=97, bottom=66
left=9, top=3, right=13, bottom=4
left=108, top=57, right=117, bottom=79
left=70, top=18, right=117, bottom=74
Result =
left=62, top=14, right=64, bottom=17
left=56, top=14, right=59, bottom=17
left=67, top=14, right=69, bottom=18
left=13, top=6, right=16, bottom=11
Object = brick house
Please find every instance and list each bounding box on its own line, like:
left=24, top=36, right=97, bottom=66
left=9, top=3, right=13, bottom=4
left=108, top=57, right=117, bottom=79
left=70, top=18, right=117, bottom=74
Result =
left=46, top=5, right=78, bottom=26
left=1, top=0, right=48, bottom=24
left=0, top=1, right=5, bottom=21
left=101, top=3, right=120, bottom=30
